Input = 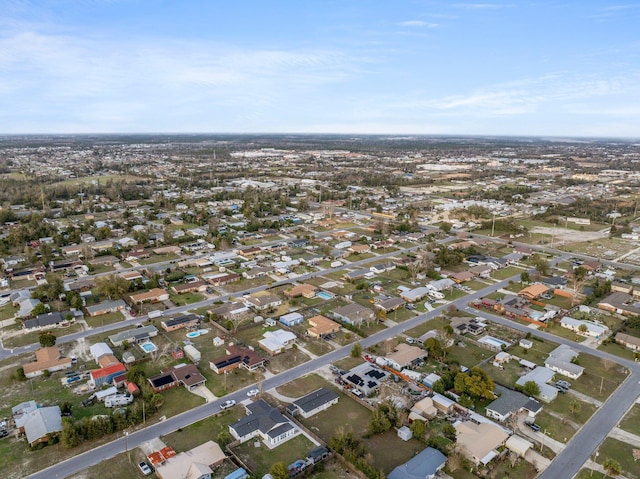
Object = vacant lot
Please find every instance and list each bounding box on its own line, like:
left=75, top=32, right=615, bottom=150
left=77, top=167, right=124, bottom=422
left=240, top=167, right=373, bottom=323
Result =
left=596, top=437, right=640, bottom=479
left=233, top=433, right=316, bottom=478
left=619, top=404, right=640, bottom=436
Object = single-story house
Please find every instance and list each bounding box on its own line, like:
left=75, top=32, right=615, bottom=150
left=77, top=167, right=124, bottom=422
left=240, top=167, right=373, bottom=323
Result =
left=23, top=311, right=76, bottom=330
left=545, top=344, right=584, bottom=379
left=154, top=440, right=226, bottom=479
left=597, top=292, right=640, bottom=316
left=148, top=363, right=207, bottom=392
left=108, top=325, right=159, bottom=346
left=244, top=292, right=282, bottom=311
left=384, top=343, right=427, bottom=370
left=16, top=404, right=63, bottom=446
left=229, top=399, right=299, bottom=448
left=284, top=283, right=318, bottom=299
left=258, top=330, right=296, bottom=355
left=170, top=280, right=208, bottom=295
left=22, top=346, right=73, bottom=378
left=387, top=447, right=447, bottom=479
left=307, top=315, right=340, bottom=339
left=210, top=345, right=267, bottom=374
left=518, top=283, right=549, bottom=301
left=331, top=303, right=375, bottom=326
left=161, top=313, right=200, bottom=332
left=86, top=299, right=127, bottom=317
left=90, top=362, right=127, bottom=387
left=208, top=301, right=250, bottom=320
left=343, top=363, right=389, bottom=396
left=89, top=342, right=114, bottom=362
left=129, top=288, right=169, bottom=305
left=279, top=312, right=304, bottom=327
left=515, top=367, right=558, bottom=403
left=455, top=420, right=508, bottom=466
left=287, top=388, right=339, bottom=418
left=615, top=332, right=640, bottom=351
left=560, top=316, right=609, bottom=338
left=485, top=385, right=542, bottom=422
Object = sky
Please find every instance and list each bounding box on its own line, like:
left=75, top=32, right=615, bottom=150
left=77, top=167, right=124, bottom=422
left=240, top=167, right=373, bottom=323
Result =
left=1, top=0, right=640, bottom=137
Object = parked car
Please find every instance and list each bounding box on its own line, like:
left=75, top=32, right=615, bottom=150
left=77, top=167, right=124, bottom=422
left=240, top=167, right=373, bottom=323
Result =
left=556, top=380, right=571, bottom=389
left=0, top=430, right=9, bottom=438
left=247, top=389, right=260, bottom=398
left=220, top=400, right=236, bottom=410
left=525, top=422, right=541, bottom=432
left=138, top=462, right=152, bottom=475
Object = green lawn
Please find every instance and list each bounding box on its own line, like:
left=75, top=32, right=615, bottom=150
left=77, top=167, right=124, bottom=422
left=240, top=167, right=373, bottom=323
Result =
left=619, top=404, right=640, bottom=436
left=169, top=292, right=205, bottom=306
left=595, top=437, right=640, bottom=479
left=3, top=323, right=84, bottom=348
left=597, top=340, right=637, bottom=361
left=163, top=407, right=245, bottom=452
left=84, top=311, right=124, bottom=328
left=299, top=392, right=371, bottom=442
left=232, top=433, right=316, bottom=478
left=575, top=470, right=605, bottom=479
left=572, top=352, right=628, bottom=402
left=492, top=266, right=525, bottom=280
left=0, top=303, right=18, bottom=320
left=364, top=430, right=425, bottom=474
left=276, top=373, right=333, bottom=398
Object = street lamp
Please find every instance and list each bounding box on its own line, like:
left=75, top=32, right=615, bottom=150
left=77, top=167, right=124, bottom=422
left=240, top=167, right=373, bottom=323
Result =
left=124, top=430, right=130, bottom=463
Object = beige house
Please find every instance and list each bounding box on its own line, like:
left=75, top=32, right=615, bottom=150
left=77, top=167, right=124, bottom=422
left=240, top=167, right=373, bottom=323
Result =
left=307, top=315, right=341, bottom=338
left=154, top=440, right=226, bottom=479
left=455, top=420, right=508, bottom=465
left=23, top=346, right=72, bottom=378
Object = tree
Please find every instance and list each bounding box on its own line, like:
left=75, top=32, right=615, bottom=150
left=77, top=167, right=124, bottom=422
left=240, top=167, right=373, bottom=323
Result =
left=578, top=324, right=588, bottom=334
left=94, top=274, right=129, bottom=300
left=351, top=343, right=363, bottom=358
left=602, top=458, right=621, bottom=477
left=31, top=302, right=50, bottom=316
left=520, top=271, right=531, bottom=284
left=39, top=332, right=57, bottom=347
left=531, top=254, right=550, bottom=276
left=439, top=222, right=452, bottom=234
left=568, top=400, right=581, bottom=416
left=443, top=423, right=457, bottom=441
left=522, top=381, right=540, bottom=397
left=270, top=462, right=289, bottom=479
left=409, top=420, right=427, bottom=442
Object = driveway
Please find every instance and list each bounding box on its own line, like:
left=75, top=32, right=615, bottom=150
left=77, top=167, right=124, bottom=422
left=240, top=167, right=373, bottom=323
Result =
left=190, top=384, right=217, bottom=403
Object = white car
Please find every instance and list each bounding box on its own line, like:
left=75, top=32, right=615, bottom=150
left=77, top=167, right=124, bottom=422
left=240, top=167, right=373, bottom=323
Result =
left=220, top=399, right=236, bottom=410
left=247, top=389, right=260, bottom=398
left=138, top=462, right=152, bottom=475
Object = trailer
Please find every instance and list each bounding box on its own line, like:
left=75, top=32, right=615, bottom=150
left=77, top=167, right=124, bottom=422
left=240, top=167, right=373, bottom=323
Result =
left=105, top=394, right=134, bottom=408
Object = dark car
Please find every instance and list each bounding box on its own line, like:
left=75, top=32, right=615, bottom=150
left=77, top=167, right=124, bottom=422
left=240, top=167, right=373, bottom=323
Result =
left=0, top=430, right=9, bottom=438
left=525, top=422, right=541, bottom=432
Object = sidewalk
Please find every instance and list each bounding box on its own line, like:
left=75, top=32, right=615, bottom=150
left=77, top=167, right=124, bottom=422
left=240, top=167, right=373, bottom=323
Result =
left=609, top=427, right=640, bottom=448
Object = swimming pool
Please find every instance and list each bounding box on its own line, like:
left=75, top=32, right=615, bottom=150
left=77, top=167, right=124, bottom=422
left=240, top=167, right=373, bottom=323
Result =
left=139, top=341, right=158, bottom=353
left=316, top=291, right=334, bottom=300
left=186, top=331, right=201, bottom=338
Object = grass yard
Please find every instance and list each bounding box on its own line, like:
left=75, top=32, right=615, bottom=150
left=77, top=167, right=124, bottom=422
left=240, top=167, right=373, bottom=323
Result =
left=267, top=348, right=312, bottom=374
left=84, top=311, right=124, bottom=328
left=492, top=266, right=525, bottom=280
left=572, top=353, right=628, bottom=402
left=595, top=437, right=640, bottom=479
left=447, top=340, right=493, bottom=368
left=575, top=470, right=605, bottom=479
left=0, top=303, right=18, bottom=320
left=485, top=361, right=523, bottom=388
left=619, top=404, right=640, bottom=436
left=301, top=338, right=335, bottom=356
left=169, top=292, right=205, bottom=306
left=364, top=430, right=425, bottom=474
left=233, top=433, right=316, bottom=478
left=3, top=323, right=84, bottom=348
left=532, top=412, right=577, bottom=444
left=597, top=340, right=637, bottom=361
left=545, top=394, right=597, bottom=427
left=300, top=392, right=371, bottom=442
left=276, top=373, right=332, bottom=398
left=163, top=407, right=245, bottom=452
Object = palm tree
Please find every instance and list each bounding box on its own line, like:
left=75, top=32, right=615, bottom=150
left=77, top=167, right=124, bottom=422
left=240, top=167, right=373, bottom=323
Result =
left=602, top=458, right=621, bottom=477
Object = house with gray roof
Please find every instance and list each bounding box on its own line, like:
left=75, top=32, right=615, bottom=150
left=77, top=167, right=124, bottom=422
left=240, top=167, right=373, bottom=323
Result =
left=516, top=367, right=558, bottom=403
left=108, top=325, right=158, bottom=346
left=17, top=405, right=63, bottom=446
left=388, top=447, right=447, bottom=479
left=288, top=388, right=339, bottom=418
left=86, top=299, right=127, bottom=317
left=545, top=344, right=584, bottom=379
left=229, top=399, right=298, bottom=448
left=331, top=303, right=375, bottom=326
left=485, top=385, right=542, bottom=422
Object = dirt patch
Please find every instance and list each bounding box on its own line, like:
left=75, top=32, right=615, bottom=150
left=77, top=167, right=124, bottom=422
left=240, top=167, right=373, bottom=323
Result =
left=530, top=226, right=609, bottom=244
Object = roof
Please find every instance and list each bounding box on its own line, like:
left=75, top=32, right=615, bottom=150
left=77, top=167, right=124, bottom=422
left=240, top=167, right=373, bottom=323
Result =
left=259, top=329, right=296, bottom=352
left=518, top=283, right=549, bottom=299
left=385, top=343, right=427, bottom=368
left=171, top=363, right=206, bottom=387
left=210, top=345, right=266, bottom=371
left=292, top=388, right=339, bottom=414
left=89, top=342, right=114, bottom=360
left=616, top=332, right=640, bottom=347
left=332, top=303, right=374, bottom=321
left=23, top=346, right=72, bottom=376
left=109, top=325, right=158, bottom=344
left=23, top=311, right=69, bottom=329
left=388, top=447, right=447, bottom=479
left=486, top=385, right=530, bottom=417
left=130, top=288, right=168, bottom=303
left=307, top=315, right=340, bottom=336
left=90, top=362, right=126, bottom=380
left=154, top=440, right=225, bottom=479
left=86, top=299, right=127, bottom=315
left=23, top=406, right=62, bottom=445
left=455, top=421, right=508, bottom=464
left=230, top=399, right=295, bottom=439
left=162, top=313, right=199, bottom=328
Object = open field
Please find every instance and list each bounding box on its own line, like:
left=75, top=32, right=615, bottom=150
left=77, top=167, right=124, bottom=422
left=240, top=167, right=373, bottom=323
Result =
left=595, top=437, right=640, bottom=479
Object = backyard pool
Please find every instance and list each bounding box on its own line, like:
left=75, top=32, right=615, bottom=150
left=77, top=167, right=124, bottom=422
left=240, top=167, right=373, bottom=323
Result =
left=316, top=291, right=334, bottom=300
left=186, top=329, right=209, bottom=338
left=139, top=341, right=158, bottom=353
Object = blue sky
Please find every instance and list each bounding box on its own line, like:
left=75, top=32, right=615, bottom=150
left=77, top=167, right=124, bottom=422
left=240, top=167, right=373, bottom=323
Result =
left=1, top=0, right=639, bottom=137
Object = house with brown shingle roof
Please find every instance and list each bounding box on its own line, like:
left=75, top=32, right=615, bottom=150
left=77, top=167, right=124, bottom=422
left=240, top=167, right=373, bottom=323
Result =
left=518, top=283, right=549, bottom=301
left=22, top=346, right=72, bottom=378
left=284, top=283, right=317, bottom=299
left=307, top=315, right=341, bottom=339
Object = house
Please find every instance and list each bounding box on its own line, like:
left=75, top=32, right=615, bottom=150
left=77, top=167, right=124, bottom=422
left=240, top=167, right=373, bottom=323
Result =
left=161, top=313, right=200, bottom=332
left=399, top=287, right=431, bottom=303
left=210, top=345, right=267, bottom=374
left=485, top=385, right=542, bottom=423
left=505, top=435, right=533, bottom=458
left=229, top=399, right=299, bottom=448
left=384, top=343, right=427, bottom=370
left=23, top=311, right=74, bottom=330
left=208, top=301, right=249, bottom=320
left=86, top=299, right=127, bottom=317
left=242, top=266, right=274, bottom=279
left=119, top=270, right=143, bottom=281
left=307, top=315, right=341, bottom=339
left=154, top=440, right=226, bottom=479
left=492, top=351, right=511, bottom=368
left=170, top=281, right=208, bottom=295
left=129, top=288, right=170, bottom=305
left=343, top=363, right=389, bottom=395
left=258, top=329, right=296, bottom=355
left=349, top=244, right=371, bottom=254
left=343, top=268, right=374, bottom=281
left=387, top=447, right=447, bottom=479
left=16, top=404, right=63, bottom=446
left=108, top=325, right=159, bottom=346
left=22, top=346, right=73, bottom=378
left=516, top=367, right=558, bottom=403
left=409, top=397, right=438, bottom=421
left=331, top=303, right=375, bottom=326
left=451, top=271, right=475, bottom=283
left=284, top=283, right=317, bottom=299
left=148, top=363, right=207, bottom=392
left=244, top=292, right=282, bottom=311
left=455, top=420, right=508, bottom=466
left=279, top=312, right=304, bottom=327
left=518, top=283, right=549, bottom=301
left=90, top=362, right=127, bottom=387
left=597, top=292, right=640, bottom=316
left=89, top=342, right=114, bottom=362
left=545, top=344, right=584, bottom=379
left=374, top=297, right=405, bottom=313
left=560, top=317, right=609, bottom=338
left=287, top=388, right=339, bottom=418
left=370, top=262, right=396, bottom=274
left=615, top=332, right=640, bottom=351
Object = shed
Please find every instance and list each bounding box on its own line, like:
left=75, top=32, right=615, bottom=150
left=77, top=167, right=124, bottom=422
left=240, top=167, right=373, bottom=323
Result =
left=184, top=344, right=201, bottom=363
left=225, top=468, right=249, bottom=479
left=397, top=426, right=413, bottom=441
left=505, top=435, right=533, bottom=457
left=280, top=312, right=304, bottom=327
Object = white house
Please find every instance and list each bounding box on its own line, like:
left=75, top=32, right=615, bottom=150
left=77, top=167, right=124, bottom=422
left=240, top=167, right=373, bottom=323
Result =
left=560, top=317, right=609, bottom=338
left=258, top=329, right=296, bottom=355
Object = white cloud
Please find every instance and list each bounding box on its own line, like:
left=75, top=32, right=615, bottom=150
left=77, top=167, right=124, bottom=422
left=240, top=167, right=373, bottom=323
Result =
left=398, top=20, right=438, bottom=28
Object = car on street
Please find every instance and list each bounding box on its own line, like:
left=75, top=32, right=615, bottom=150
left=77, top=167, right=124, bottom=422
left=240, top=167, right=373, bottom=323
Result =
left=138, top=462, right=152, bottom=475
left=525, top=422, right=541, bottom=432
left=220, top=400, right=236, bottom=410
left=247, top=389, right=260, bottom=398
